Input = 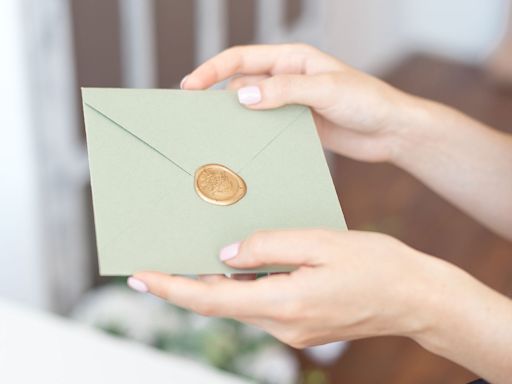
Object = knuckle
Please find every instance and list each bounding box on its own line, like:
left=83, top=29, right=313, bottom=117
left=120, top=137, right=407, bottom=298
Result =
left=307, top=229, right=340, bottom=259
left=267, top=75, right=294, bottom=101
left=379, top=233, right=403, bottom=250
left=360, top=230, right=397, bottom=248
left=223, top=45, right=244, bottom=68
left=227, top=77, right=243, bottom=90
left=161, top=286, right=176, bottom=303
left=319, top=72, right=343, bottom=89
left=309, top=228, right=337, bottom=244
left=202, top=61, right=221, bottom=79
left=274, top=74, right=293, bottom=90
left=243, top=231, right=268, bottom=257
left=193, top=301, right=217, bottom=317
left=274, top=299, right=302, bottom=323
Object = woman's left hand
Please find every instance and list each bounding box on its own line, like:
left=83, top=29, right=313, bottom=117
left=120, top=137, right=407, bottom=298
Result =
left=130, top=230, right=449, bottom=348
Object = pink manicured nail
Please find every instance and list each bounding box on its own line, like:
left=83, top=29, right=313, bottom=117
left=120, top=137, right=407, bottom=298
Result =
left=219, top=242, right=240, bottom=261
left=180, top=75, right=189, bottom=89
left=238, top=86, right=261, bottom=105
left=127, top=277, right=148, bottom=293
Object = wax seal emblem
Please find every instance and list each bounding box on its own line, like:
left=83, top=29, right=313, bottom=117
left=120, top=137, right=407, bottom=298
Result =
left=194, top=164, right=247, bottom=205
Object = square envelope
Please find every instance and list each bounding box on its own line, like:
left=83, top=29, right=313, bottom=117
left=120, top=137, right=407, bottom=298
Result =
left=82, top=88, right=347, bottom=275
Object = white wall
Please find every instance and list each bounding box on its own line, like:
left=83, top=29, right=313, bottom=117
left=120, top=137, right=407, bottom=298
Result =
left=0, top=0, right=49, bottom=308
left=325, top=0, right=509, bottom=74
left=399, top=0, right=509, bottom=62
left=326, top=0, right=406, bottom=73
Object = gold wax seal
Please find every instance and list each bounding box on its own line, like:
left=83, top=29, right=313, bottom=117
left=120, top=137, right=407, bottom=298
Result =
left=194, top=164, right=247, bottom=206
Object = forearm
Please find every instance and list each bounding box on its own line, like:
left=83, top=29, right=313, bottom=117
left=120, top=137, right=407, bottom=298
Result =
left=391, top=95, right=512, bottom=240
left=412, top=258, right=512, bottom=383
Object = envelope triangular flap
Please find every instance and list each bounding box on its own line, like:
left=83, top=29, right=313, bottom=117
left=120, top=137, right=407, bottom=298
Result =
left=97, top=107, right=346, bottom=275
left=82, top=88, right=306, bottom=174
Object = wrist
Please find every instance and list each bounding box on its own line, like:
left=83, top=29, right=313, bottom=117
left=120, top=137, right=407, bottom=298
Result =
left=370, top=241, right=459, bottom=340
left=402, top=255, right=467, bottom=345
left=408, top=258, right=512, bottom=382
left=388, top=249, right=460, bottom=340
left=386, top=93, right=451, bottom=169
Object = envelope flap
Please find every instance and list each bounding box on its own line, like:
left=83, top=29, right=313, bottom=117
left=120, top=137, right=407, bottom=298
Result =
left=82, top=88, right=306, bottom=174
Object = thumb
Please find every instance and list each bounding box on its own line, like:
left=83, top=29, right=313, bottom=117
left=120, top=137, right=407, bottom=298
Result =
left=219, top=229, right=334, bottom=269
left=237, top=73, right=337, bottom=111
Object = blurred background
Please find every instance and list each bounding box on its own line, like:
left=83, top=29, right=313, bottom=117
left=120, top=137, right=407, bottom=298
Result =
left=1, top=0, right=512, bottom=383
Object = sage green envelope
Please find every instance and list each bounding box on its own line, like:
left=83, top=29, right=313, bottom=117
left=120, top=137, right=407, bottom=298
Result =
left=82, top=88, right=347, bottom=275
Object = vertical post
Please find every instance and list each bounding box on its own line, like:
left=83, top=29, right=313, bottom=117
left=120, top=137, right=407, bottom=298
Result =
left=257, top=0, right=286, bottom=42
left=195, top=0, right=227, bottom=65
left=0, top=0, right=49, bottom=309
left=487, top=0, right=512, bottom=84
left=23, top=0, right=91, bottom=313
left=119, top=0, right=157, bottom=88
left=298, top=0, right=328, bottom=48
left=256, top=0, right=328, bottom=48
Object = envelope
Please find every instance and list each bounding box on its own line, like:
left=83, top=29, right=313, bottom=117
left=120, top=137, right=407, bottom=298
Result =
left=82, top=88, right=347, bottom=275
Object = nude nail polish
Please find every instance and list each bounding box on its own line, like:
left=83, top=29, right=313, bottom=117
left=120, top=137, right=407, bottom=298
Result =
left=180, top=75, right=189, bottom=90
left=127, top=277, right=148, bottom=293
left=219, top=242, right=240, bottom=261
left=238, top=86, right=261, bottom=105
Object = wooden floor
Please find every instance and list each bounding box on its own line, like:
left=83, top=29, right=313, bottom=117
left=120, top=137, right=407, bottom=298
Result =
left=297, top=56, right=512, bottom=383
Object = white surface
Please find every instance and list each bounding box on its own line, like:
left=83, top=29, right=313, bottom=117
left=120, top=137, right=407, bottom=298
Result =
left=326, top=0, right=406, bottom=73
left=325, top=0, right=509, bottom=73
left=305, top=341, right=349, bottom=365
left=0, top=298, right=248, bottom=384
left=399, top=0, right=509, bottom=62
left=0, top=0, right=48, bottom=308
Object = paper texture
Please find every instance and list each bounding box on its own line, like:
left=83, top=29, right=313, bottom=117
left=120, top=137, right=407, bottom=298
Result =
left=82, top=88, right=347, bottom=275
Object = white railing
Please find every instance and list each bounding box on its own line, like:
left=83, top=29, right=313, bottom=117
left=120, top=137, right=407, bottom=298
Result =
left=119, top=0, right=157, bottom=88
left=17, top=0, right=91, bottom=313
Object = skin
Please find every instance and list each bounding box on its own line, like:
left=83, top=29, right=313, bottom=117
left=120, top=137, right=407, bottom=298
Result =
left=132, top=44, right=512, bottom=383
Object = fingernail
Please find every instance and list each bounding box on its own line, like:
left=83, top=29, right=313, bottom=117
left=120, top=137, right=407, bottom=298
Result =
left=127, top=276, right=148, bottom=293
left=180, top=75, right=189, bottom=89
left=238, top=86, right=261, bottom=105
left=219, top=242, right=240, bottom=261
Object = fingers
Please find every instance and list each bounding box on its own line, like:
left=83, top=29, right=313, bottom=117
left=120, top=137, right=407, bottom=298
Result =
left=182, top=44, right=342, bottom=90
left=197, top=274, right=228, bottom=283
left=220, top=229, right=336, bottom=269
left=237, top=73, right=339, bottom=111
left=131, top=271, right=277, bottom=318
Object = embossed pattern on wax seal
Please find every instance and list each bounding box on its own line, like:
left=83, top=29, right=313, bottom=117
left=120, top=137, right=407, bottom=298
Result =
left=194, top=164, right=247, bottom=206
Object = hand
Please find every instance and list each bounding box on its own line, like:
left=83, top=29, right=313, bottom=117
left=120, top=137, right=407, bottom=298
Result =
left=130, top=229, right=512, bottom=382
left=181, top=43, right=512, bottom=239
left=180, top=44, right=416, bottom=163
left=131, top=230, right=444, bottom=348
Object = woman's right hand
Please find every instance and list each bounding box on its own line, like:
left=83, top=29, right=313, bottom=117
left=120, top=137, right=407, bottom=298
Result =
left=180, top=43, right=417, bottom=163
left=182, top=44, right=512, bottom=240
